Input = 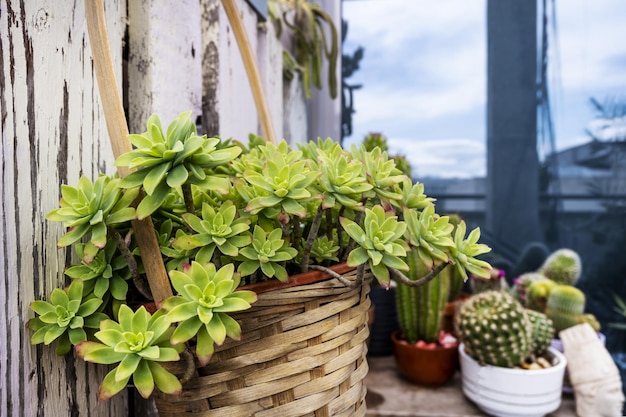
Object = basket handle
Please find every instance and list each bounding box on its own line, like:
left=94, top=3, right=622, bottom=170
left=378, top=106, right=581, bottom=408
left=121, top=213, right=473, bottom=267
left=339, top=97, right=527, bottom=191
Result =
left=221, top=0, right=276, bottom=144
left=85, top=0, right=173, bottom=303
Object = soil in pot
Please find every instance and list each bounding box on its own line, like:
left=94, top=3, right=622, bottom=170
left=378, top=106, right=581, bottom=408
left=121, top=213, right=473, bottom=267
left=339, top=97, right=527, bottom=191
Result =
left=391, top=331, right=459, bottom=387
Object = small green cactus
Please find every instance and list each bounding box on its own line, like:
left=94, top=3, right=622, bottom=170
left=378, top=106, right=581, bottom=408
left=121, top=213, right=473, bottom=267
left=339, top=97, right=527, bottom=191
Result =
left=539, top=248, right=582, bottom=285
left=583, top=313, right=601, bottom=333
left=458, top=291, right=531, bottom=368
left=525, top=278, right=557, bottom=312
left=526, top=309, right=554, bottom=356
left=545, top=285, right=586, bottom=334
left=511, top=272, right=547, bottom=305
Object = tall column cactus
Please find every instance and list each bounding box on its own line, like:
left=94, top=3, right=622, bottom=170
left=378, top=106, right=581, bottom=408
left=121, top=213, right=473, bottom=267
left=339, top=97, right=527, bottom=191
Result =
left=396, top=249, right=449, bottom=344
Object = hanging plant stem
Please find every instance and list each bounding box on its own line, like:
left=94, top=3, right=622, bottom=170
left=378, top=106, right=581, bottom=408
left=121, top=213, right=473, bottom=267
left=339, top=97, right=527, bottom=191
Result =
left=109, top=228, right=153, bottom=300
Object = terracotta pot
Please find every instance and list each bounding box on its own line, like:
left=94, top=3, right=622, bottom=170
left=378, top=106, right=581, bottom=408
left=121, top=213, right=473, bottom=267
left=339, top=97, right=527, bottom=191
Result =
left=391, top=331, right=459, bottom=387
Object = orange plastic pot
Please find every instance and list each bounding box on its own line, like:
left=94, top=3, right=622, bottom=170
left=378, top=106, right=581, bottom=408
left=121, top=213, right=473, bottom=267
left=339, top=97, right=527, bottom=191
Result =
left=391, top=331, right=459, bottom=387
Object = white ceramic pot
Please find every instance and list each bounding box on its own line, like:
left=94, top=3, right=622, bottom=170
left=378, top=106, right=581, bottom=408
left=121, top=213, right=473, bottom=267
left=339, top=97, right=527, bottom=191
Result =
left=459, top=343, right=567, bottom=417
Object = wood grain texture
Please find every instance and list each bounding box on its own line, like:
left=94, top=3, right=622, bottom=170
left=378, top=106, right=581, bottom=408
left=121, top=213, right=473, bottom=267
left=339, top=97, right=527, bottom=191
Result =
left=0, top=0, right=127, bottom=415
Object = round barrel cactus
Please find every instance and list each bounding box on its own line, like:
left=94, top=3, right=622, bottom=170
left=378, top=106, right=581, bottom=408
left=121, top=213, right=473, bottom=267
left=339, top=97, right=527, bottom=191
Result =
left=539, top=248, right=581, bottom=285
left=545, top=284, right=585, bottom=334
left=526, top=309, right=554, bottom=356
left=459, top=290, right=531, bottom=368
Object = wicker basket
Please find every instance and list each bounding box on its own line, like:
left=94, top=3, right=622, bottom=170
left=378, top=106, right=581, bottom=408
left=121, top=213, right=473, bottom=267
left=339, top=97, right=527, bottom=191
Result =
left=154, top=265, right=372, bottom=416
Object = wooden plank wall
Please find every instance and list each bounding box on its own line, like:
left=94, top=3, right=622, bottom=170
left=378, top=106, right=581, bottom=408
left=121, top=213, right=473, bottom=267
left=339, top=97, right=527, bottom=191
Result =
left=0, top=0, right=319, bottom=415
left=0, top=1, right=129, bottom=415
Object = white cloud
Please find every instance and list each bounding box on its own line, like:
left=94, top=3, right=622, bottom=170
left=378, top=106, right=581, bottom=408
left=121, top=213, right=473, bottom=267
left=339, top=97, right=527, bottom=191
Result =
left=390, top=137, right=486, bottom=179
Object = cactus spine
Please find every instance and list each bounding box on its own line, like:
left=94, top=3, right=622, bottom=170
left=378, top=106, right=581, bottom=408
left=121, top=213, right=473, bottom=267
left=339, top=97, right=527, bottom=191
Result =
left=545, top=285, right=585, bottom=334
left=540, top=248, right=582, bottom=285
left=526, top=309, right=554, bottom=356
left=459, top=291, right=531, bottom=368
left=397, top=248, right=449, bottom=344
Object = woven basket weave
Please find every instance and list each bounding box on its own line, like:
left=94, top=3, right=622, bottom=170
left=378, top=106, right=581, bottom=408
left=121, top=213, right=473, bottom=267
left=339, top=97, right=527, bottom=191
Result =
left=154, top=265, right=372, bottom=416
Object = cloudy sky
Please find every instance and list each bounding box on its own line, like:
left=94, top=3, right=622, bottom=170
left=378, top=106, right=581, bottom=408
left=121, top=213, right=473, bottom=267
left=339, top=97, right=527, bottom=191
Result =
left=341, top=0, right=626, bottom=178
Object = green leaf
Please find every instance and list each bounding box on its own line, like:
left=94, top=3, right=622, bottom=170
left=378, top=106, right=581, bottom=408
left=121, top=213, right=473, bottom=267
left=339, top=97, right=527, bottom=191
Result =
left=167, top=302, right=198, bottom=323
left=219, top=313, right=242, bottom=340
left=77, top=298, right=103, bottom=317
left=115, top=354, right=141, bottom=382
left=77, top=342, right=127, bottom=364
left=44, top=325, right=66, bottom=345
left=195, top=326, right=215, bottom=366
left=31, top=301, right=55, bottom=316
left=99, top=367, right=130, bottom=400
left=170, top=317, right=203, bottom=345
left=133, top=360, right=155, bottom=399
left=147, top=362, right=182, bottom=395
left=166, top=164, right=189, bottom=188
left=136, top=182, right=171, bottom=219
left=68, top=327, right=87, bottom=345
left=346, top=247, right=369, bottom=267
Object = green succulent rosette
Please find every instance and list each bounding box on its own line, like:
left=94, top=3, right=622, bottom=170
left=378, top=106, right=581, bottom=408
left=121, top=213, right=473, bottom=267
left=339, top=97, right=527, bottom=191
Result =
left=238, top=226, right=298, bottom=282
left=75, top=305, right=184, bottom=400
left=341, top=205, right=409, bottom=287
left=29, top=280, right=106, bottom=355
left=46, top=175, right=137, bottom=248
left=162, top=262, right=257, bottom=366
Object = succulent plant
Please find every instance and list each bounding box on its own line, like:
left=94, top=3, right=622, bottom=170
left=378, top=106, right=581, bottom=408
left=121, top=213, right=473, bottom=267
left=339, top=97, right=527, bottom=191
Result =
left=33, top=110, right=495, bottom=403
left=238, top=225, right=298, bottom=282
left=458, top=291, right=531, bottom=368
left=171, top=201, right=252, bottom=263
left=526, top=309, right=554, bottom=356
left=545, top=284, right=586, bottom=334
left=64, top=241, right=131, bottom=302
left=115, top=112, right=242, bottom=219
left=75, top=305, right=184, bottom=399
left=29, top=280, right=107, bottom=355
left=242, top=141, right=319, bottom=219
left=361, top=132, right=389, bottom=152
left=45, top=175, right=137, bottom=248
left=539, top=248, right=582, bottom=285
left=469, top=268, right=508, bottom=294
left=162, top=262, right=257, bottom=365
left=341, top=205, right=409, bottom=287
left=510, top=272, right=547, bottom=304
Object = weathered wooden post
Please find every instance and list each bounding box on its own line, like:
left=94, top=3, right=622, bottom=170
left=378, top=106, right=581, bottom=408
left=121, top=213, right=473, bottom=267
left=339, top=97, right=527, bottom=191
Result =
left=0, top=0, right=128, bottom=415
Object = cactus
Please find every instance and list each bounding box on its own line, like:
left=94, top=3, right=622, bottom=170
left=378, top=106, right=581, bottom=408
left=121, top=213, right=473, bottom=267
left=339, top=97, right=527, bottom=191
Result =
left=583, top=313, right=601, bottom=332
left=396, top=249, right=449, bottom=344
left=525, top=278, right=557, bottom=312
left=445, top=214, right=466, bottom=302
left=539, top=248, right=582, bottom=285
left=510, top=242, right=550, bottom=279
left=545, top=285, right=586, bottom=334
left=511, top=272, right=547, bottom=304
left=469, top=268, right=508, bottom=294
left=458, top=291, right=531, bottom=368
left=526, top=309, right=554, bottom=356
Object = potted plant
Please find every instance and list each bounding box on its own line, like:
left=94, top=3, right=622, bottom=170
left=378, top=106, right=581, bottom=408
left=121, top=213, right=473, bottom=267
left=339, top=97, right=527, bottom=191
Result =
left=458, top=290, right=567, bottom=417
left=29, top=111, right=493, bottom=415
